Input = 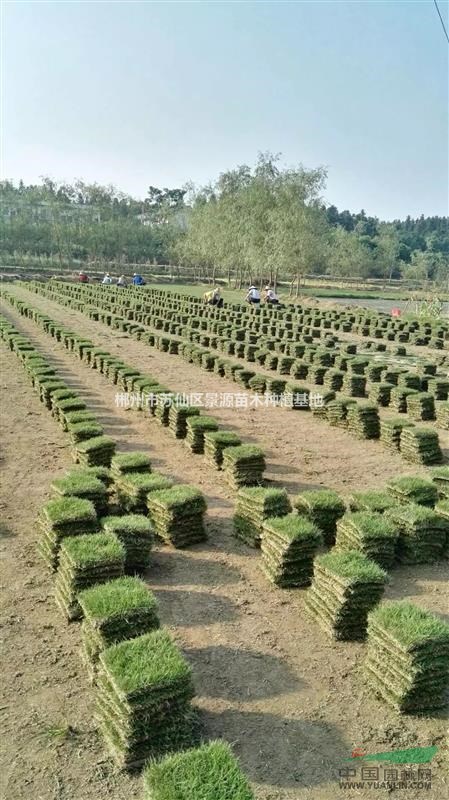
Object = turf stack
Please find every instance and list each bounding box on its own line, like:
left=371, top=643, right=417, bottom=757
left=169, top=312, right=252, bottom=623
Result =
left=364, top=601, right=449, bottom=712
left=386, top=504, right=448, bottom=563
left=54, top=532, right=125, bottom=621
left=305, top=551, right=387, bottom=640
left=334, top=512, right=398, bottom=569
left=400, top=427, right=443, bottom=465
left=95, top=629, right=196, bottom=769
left=430, top=466, right=449, bottom=499
left=147, top=485, right=207, bottom=547
left=233, top=487, right=291, bottom=547
left=186, top=417, right=219, bottom=454
left=51, top=471, right=109, bottom=515
left=346, top=402, right=380, bottom=439
left=168, top=404, right=200, bottom=438
left=204, top=431, right=242, bottom=469
left=116, top=472, right=173, bottom=513
left=38, top=497, right=98, bottom=571
left=435, top=401, right=449, bottom=430
left=142, top=741, right=255, bottom=800
left=406, top=392, right=435, bottom=421
left=294, top=489, right=345, bottom=546
left=111, top=452, right=152, bottom=480
left=327, top=397, right=357, bottom=427
left=222, top=445, right=266, bottom=489
left=102, top=515, right=154, bottom=573
left=379, top=418, right=415, bottom=452
left=79, top=576, right=159, bottom=678
left=386, top=475, right=438, bottom=507
left=260, top=514, right=321, bottom=587
left=75, top=435, right=116, bottom=467
left=348, top=490, right=396, bottom=515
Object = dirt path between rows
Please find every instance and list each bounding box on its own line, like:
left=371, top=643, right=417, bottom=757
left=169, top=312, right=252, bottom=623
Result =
left=1, top=290, right=448, bottom=800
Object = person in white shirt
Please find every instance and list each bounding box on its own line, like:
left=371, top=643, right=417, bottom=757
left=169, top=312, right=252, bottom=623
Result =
left=245, top=285, right=260, bottom=304
left=102, top=273, right=112, bottom=285
left=263, top=285, right=279, bottom=304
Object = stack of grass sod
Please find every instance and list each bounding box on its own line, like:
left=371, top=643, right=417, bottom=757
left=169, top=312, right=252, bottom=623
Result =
left=406, top=392, right=436, bottom=421
left=95, top=629, right=196, bottom=770
left=341, top=373, right=366, bottom=398
left=327, top=397, right=357, bottom=427
left=204, top=431, right=242, bottom=470
left=142, top=740, right=255, bottom=800
left=385, top=504, right=448, bottom=564
left=334, top=512, right=398, bottom=570
left=111, top=452, right=152, bottom=481
left=364, top=600, right=449, bottom=713
left=101, top=515, right=155, bottom=573
left=54, top=532, right=125, bottom=621
left=186, top=416, right=219, bottom=454
left=435, top=500, right=449, bottom=558
left=386, top=475, right=438, bottom=507
left=233, top=487, right=291, bottom=547
left=168, top=404, right=200, bottom=439
left=68, top=418, right=104, bottom=444
left=346, top=402, right=380, bottom=439
left=367, top=382, right=394, bottom=407
left=74, top=435, right=116, bottom=467
left=79, top=576, right=159, bottom=679
left=348, top=489, right=396, bottom=515
left=430, top=465, right=449, bottom=500
left=57, top=397, right=89, bottom=429
left=379, top=418, right=415, bottom=452
left=51, top=470, right=109, bottom=516
left=38, top=496, right=98, bottom=571
left=435, top=401, right=449, bottom=430
left=304, top=550, right=387, bottom=640
left=222, top=445, right=266, bottom=490
left=399, top=427, right=443, bottom=465
left=116, top=472, right=174, bottom=514
left=260, top=514, right=321, bottom=587
left=147, top=485, right=207, bottom=547
left=294, top=489, right=346, bottom=546
left=390, top=387, right=418, bottom=414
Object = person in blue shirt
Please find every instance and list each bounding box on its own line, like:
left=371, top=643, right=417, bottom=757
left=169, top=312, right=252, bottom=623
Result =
left=132, top=272, right=145, bottom=286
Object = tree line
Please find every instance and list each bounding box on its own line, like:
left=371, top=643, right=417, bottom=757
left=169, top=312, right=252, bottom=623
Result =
left=1, top=156, right=448, bottom=287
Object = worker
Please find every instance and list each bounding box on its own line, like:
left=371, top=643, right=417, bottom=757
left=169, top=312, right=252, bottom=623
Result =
left=245, top=285, right=260, bottom=304
left=78, top=270, right=89, bottom=284
left=263, top=285, right=279, bottom=305
left=102, top=273, right=112, bottom=285
left=117, top=274, right=128, bottom=287
left=132, top=272, right=145, bottom=286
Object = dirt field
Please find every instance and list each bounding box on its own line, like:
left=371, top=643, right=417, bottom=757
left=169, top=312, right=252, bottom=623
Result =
left=1, top=284, right=448, bottom=800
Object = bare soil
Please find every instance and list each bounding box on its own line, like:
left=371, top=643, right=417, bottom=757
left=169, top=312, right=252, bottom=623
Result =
left=1, top=285, right=448, bottom=800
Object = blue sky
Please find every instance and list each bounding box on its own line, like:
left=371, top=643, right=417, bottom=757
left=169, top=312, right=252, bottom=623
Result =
left=2, top=0, right=448, bottom=219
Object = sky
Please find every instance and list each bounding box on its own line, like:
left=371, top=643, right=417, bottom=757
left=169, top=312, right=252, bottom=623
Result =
left=2, top=0, right=448, bottom=219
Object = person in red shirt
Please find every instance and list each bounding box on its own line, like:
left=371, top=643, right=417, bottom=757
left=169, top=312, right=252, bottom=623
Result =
left=78, top=271, right=89, bottom=283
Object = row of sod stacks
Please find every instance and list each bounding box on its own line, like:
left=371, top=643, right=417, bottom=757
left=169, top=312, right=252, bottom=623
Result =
left=294, top=490, right=346, bottom=546
left=364, top=601, right=449, bottom=712
left=380, top=418, right=415, bottom=451
left=95, top=629, right=197, bottom=769
left=186, top=416, right=219, bottom=454
left=431, top=465, right=449, bottom=499
left=233, top=488, right=291, bottom=547
left=116, top=473, right=173, bottom=514
left=102, top=515, right=154, bottom=573
left=39, top=497, right=98, bottom=571
left=400, top=427, right=443, bottom=465
left=346, top=402, right=380, bottom=439
left=147, top=486, right=207, bottom=547
left=305, top=551, right=387, bottom=640
left=334, top=512, right=398, bottom=570
left=142, top=741, right=255, bottom=800
left=55, top=533, right=125, bottom=621
left=51, top=471, right=109, bottom=516
left=75, top=435, right=117, bottom=467
left=204, top=431, right=242, bottom=469
left=168, top=404, right=200, bottom=438
left=222, top=445, right=266, bottom=490
left=80, top=576, right=159, bottom=680
left=260, top=514, right=322, bottom=587
left=386, top=475, right=438, bottom=507
left=386, top=504, right=448, bottom=564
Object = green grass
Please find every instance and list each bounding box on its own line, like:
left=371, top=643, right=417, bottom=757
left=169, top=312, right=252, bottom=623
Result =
left=76, top=435, right=116, bottom=453
left=223, top=445, right=265, bottom=463
left=386, top=503, right=442, bottom=527
left=263, top=513, right=321, bottom=543
left=143, top=740, right=254, bottom=800
left=387, top=476, right=438, bottom=505
left=101, top=514, right=153, bottom=536
left=111, top=452, right=152, bottom=472
left=187, top=416, right=219, bottom=431
left=68, top=422, right=104, bottom=441
left=317, top=550, right=387, bottom=583
left=344, top=511, right=398, bottom=540
left=64, top=410, right=97, bottom=426
left=147, top=485, right=206, bottom=512
left=51, top=473, right=106, bottom=497
left=43, top=496, right=97, bottom=526
left=368, top=601, right=449, bottom=648
left=79, top=575, right=157, bottom=619
left=100, top=629, right=192, bottom=696
left=60, top=532, right=124, bottom=565
left=294, top=489, right=345, bottom=514
left=204, top=431, right=241, bottom=446
left=348, top=490, right=396, bottom=514
left=117, top=473, right=173, bottom=493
